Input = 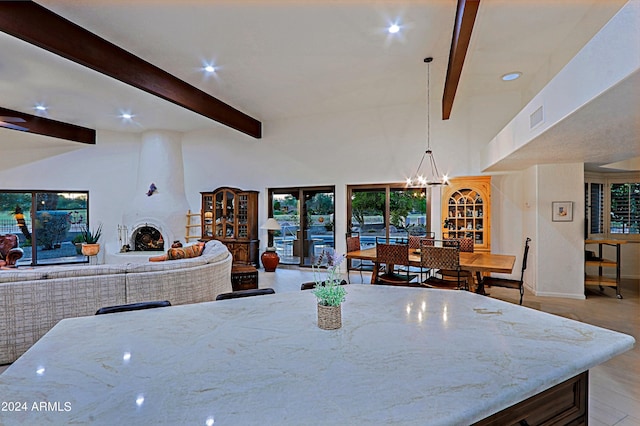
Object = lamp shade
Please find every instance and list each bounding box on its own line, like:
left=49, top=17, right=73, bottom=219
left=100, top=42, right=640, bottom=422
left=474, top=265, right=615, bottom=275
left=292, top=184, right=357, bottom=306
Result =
left=261, top=218, right=282, bottom=231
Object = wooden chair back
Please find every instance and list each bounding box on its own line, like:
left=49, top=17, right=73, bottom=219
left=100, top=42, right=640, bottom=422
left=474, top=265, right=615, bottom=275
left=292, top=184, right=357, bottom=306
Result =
left=420, top=244, right=460, bottom=271
left=346, top=233, right=361, bottom=252
left=408, top=233, right=435, bottom=250
left=377, top=241, right=410, bottom=266
left=444, top=237, right=474, bottom=252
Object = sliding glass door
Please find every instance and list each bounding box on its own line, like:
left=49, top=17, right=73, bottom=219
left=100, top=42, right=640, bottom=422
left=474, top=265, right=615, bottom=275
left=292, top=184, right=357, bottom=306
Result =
left=268, top=186, right=335, bottom=267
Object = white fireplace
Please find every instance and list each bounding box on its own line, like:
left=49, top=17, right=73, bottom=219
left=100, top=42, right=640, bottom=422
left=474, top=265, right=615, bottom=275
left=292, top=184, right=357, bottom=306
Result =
left=120, top=130, right=190, bottom=252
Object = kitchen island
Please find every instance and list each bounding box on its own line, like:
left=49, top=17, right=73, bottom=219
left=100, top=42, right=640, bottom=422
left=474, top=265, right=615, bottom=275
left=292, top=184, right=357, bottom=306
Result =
left=0, top=285, right=634, bottom=425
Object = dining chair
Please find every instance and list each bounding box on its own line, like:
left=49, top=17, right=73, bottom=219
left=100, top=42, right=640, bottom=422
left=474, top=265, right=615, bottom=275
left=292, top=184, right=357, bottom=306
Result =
left=441, top=236, right=475, bottom=289
left=375, top=238, right=418, bottom=286
left=95, top=300, right=171, bottom=315
left=345, top=232, right=374, bottom=283
left=407, top=233, right=435, bottom=281
left=420, top=239, right=468, bottom=290
left=483, top=237, right=531, bottom=305
left=215, top=288, right=276, bottom=300
left=301, top=280, right=348, bottom=291
left=408, top=232, right=435, bottom=250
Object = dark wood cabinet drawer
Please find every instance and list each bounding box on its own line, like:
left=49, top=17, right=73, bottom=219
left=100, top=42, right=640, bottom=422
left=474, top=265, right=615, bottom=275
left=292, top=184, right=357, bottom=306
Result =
left=473, top=371, right=587, bottom=426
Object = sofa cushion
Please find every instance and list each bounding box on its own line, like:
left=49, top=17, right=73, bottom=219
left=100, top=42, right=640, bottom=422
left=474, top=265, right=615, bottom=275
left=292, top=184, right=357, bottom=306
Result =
left=0, top=264, right=128, bottom=283
left=0, top=270, right=45, bottom=283
left=201, top=240, right=231, bottom=263
left=125, top=255, right=209, bottom=274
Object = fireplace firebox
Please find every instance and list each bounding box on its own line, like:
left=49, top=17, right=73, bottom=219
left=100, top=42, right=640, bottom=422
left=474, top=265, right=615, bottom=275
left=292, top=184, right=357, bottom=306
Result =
left=132, top=225, right=165, bottom=251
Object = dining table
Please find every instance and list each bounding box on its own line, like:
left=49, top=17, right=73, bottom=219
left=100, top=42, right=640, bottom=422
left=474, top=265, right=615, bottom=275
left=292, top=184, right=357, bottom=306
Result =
left=346, top=246, right=516, bottom=293
left=0, top=285, right=634, bottom=425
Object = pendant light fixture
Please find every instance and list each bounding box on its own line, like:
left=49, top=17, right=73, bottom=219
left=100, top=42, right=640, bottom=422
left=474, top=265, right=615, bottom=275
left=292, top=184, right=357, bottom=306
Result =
left=406, top=57, right=448, bottom=187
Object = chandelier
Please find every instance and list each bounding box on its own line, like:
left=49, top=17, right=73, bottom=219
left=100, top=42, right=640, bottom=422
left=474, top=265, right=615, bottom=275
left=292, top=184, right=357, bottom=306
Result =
left=406, top=57, right=448, bottom=187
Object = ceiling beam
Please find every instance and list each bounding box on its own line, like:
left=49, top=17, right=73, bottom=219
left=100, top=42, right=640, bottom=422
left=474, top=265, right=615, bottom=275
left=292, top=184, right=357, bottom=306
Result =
left=0, top=1, right=262, bottom=139
left=0, top=106, right=95, bottom=144
left=442, top=0, right=480, bottom=120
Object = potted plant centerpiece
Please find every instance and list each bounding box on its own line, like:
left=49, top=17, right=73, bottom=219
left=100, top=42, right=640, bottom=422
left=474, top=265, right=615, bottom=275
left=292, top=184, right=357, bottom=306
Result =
left=312, top=251, right=347, bottom=330
left=80, top=223, right=103, bottom=257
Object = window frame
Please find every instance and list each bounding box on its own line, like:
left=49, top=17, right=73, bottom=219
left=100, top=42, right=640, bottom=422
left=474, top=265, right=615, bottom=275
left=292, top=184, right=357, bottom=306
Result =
left=0, top=189, right=91, bottom=265
left=346, top=183, right=431, bottom=242
left=585, top=172, right=640, bottom=241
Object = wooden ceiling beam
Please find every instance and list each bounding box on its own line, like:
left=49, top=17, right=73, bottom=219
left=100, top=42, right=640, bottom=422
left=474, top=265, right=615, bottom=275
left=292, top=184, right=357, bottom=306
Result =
left=0, top=1, right=261, bottom=139
left=442, top=0, right=480, bottom=120
left=0, top=106, right=95, bottom=144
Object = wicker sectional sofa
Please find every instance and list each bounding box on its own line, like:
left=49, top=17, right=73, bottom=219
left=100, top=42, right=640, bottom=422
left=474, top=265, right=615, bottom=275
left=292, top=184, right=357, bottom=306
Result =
left=0, top=240, right=233, bottom=364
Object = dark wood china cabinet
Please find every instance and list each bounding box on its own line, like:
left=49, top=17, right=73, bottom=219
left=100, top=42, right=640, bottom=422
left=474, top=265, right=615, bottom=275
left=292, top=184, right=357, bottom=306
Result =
left=201, top=187, right=259, bottom=267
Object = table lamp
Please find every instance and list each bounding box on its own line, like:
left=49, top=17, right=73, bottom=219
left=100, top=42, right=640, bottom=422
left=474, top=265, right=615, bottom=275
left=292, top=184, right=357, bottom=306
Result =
left=261, top=218, right=282, bottom=272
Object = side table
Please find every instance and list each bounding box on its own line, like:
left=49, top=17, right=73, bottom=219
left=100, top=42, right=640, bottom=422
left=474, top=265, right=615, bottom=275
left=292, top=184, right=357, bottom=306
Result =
left=585, top=239, right=627, bottom=299
left=231, top=264, right=259, bottom=291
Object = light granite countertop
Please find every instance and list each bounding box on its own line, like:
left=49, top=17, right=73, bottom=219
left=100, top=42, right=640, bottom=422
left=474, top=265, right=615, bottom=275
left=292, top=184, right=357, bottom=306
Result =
left=0, top=285, right=634, bottom=425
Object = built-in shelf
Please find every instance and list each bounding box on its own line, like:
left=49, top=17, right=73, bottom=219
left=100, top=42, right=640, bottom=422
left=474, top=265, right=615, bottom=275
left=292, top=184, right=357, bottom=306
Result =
left=441, top=176, right=491, bottom=252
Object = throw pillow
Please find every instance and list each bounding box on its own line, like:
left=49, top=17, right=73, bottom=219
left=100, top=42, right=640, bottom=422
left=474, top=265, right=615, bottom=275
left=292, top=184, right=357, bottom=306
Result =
left=166, top=242, right=204, bottom=260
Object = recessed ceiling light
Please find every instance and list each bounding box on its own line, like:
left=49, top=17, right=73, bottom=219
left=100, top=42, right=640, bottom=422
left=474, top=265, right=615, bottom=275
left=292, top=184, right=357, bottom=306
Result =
left=119, top=112, right=134, bottom=121
left=204, top=65, right=216, bottom=73
left=388, top=24, right=400, bottom=34
left=33, top=104, right=48, bottom=113
left=501, top=72, right=522, bottom=81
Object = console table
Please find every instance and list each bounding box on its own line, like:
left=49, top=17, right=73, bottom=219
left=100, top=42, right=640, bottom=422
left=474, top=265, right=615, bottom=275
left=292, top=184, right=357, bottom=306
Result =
left=0, top=286, right=633, bottom=425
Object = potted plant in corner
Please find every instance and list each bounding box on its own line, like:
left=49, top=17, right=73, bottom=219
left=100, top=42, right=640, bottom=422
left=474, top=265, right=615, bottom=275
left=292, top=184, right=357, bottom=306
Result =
left=80, top=223, right=103, bottom=257
left=312, top=251, right=347, bottom=330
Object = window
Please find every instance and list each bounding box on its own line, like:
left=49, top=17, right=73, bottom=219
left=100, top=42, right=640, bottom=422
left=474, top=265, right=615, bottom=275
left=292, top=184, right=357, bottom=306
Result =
left=610, top=183, right=640, bottom=235
left=0, top=190, right=90, bottom=265
left=585, top=174, right=640, bottom=240
left=585, top=182, right=604, bottom=235
left=347, top=183, right=430, bottom=245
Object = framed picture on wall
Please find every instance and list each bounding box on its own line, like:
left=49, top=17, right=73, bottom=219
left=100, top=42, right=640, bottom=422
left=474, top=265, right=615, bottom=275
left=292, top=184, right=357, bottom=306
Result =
left=552, top=201, right=573, bottom=222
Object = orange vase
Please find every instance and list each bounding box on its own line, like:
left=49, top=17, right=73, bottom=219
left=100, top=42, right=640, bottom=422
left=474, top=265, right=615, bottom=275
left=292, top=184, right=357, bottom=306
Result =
left=81, top=243, right=100, bottom=256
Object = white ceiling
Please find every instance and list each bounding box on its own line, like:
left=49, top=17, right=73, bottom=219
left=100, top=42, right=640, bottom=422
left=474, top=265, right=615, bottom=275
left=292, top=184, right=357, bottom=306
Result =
left=0, top=0, right=637, bottom=172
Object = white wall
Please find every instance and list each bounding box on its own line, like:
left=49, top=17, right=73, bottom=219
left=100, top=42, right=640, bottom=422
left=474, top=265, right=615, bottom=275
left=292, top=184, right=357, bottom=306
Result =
left=0, top=131, right=141, bottom=261
left=1, top=108, right=627, bottom=298
left=181, top=103, right=474, bottom=256
left=535, top=164, right=585, bottom=298
left=482, top=0, right=640, bottom=170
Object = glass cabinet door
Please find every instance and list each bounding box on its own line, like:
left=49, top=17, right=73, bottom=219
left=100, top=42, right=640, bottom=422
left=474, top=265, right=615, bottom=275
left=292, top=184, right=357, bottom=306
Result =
left=215, top=191, right=224, bottom=237
left=225, top=190, right=235, bottom=238
left=237, top=194, right=249, bottom=239
left=203, top=194, right=214, bottom=237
